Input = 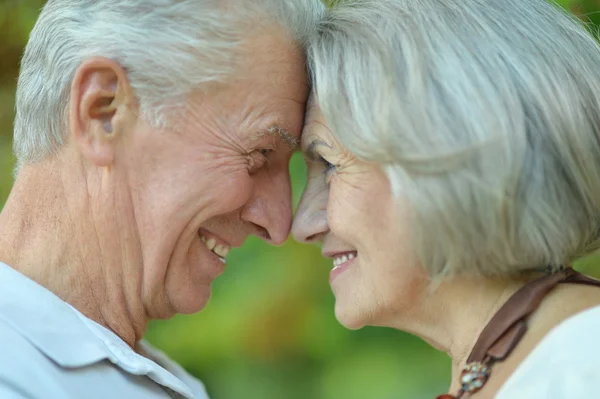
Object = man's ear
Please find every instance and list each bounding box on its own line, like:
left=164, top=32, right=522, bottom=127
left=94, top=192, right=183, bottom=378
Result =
left=69, top=57, right=135, bottom=167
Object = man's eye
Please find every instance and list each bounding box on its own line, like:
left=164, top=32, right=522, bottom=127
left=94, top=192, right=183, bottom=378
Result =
left=247, top=149, right=274, bottom=174
left=259, top=149, right=274, bottom=156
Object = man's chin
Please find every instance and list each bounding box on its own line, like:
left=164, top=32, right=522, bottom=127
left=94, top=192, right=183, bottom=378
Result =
left=165, top=284, right=213, bottom=316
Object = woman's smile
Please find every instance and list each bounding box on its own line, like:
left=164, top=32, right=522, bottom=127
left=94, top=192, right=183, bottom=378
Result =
left=326, top=251, right=358, bottom=283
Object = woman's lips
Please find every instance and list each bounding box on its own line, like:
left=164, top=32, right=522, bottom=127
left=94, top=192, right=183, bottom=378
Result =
left=329, top=251, right=358, bottom=283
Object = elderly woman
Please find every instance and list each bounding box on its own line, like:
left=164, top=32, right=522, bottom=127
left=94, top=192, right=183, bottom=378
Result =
left=293, top=0, right=600, bottom=398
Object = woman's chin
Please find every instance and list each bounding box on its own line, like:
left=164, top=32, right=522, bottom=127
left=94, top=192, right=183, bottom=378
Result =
left=334, top=302, right=368, bottom=330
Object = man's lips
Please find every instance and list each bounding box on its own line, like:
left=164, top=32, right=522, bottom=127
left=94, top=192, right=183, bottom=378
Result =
left=198, top=229, right=232, bottom=260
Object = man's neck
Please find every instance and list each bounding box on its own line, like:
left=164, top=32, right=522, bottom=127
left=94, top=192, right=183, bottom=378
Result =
left=0, top=162, right=146, bottom=348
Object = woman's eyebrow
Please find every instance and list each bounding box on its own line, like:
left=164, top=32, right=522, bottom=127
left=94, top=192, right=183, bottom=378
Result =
left=305, top=139, right=331, bottom=161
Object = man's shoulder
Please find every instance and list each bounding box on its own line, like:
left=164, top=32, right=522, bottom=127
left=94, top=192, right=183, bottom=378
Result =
left=0, top=317, right=52, bottom=366
left=0, top=317, right=71, bottom=397
left=0, top=263, right=209, bottom=399
left=140, top=340, right=210, bottom=398
left=0, top=318, right=179, bottom=399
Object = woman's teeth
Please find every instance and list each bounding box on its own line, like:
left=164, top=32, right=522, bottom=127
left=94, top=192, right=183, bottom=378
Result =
left=200, top=235, right=231, bottom=260
left=333, top=252, right=355, bottom=267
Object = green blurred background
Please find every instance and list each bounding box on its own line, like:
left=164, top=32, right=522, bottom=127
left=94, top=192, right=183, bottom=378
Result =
left=1, top=1, right=600, bottom=398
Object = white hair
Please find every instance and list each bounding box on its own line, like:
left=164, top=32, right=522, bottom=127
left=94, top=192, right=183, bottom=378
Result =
left=14, top=0, right=325, bottom=168
left=310, top=0, right=600, bottom=277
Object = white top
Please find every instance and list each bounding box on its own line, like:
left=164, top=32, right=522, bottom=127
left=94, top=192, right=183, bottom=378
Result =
left=0, top=262, right=209, bottom=399
left=496, top=303, right=600, bottom=398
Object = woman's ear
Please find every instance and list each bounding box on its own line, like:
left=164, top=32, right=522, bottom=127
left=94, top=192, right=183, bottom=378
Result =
left=69, top=57, right=135, bottom=167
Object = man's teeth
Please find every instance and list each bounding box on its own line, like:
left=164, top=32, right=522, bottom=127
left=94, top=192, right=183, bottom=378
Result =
left=333, top=252, right=355, bottom=267
left=213, top=244, right=230, bottom=258
left=205, top=238, right=216, bottom=251
left=200, top=235, right=231, bottom=259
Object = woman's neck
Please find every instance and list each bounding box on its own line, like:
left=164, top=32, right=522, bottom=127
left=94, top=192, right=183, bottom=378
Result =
left=384, top=274, right=529, bottom=392
left=385, top=271, right=600, bottom=397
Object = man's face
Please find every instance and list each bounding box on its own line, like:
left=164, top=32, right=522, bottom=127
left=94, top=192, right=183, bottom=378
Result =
left=123, top=29, right=307, bottom=318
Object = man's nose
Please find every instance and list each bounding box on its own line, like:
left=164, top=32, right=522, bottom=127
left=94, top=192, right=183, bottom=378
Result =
left=240, top=168, right=293, bottom=246
left=291, top=178, right=329, bottom=244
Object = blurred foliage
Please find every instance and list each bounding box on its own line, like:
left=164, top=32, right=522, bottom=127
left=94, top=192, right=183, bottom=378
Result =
left=0, top=1, right=598, bottom=399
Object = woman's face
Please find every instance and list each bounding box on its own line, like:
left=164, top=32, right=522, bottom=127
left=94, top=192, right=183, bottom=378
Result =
left=292, top=101, right=428, bottom=329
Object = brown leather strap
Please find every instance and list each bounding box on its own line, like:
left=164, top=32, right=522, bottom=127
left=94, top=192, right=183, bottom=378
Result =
left=564, top=270, right=600, bottom=287
left=467, top=269, right=579, bottom=363
left=453, top=269, right=600, bottom=399
left=486, top=320, right=527, bottom=361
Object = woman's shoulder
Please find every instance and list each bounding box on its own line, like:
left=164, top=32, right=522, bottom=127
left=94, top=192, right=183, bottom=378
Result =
left=496, top=304, right=600, bottom=399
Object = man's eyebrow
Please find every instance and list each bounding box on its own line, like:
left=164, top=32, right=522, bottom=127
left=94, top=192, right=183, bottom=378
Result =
left=305, top=139, right=331, bottom=161
left=262, top=125, right=299, bottom=150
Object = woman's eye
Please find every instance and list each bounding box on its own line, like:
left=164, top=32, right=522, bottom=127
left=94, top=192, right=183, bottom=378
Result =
left=319, top=156, right=336, bottom=174
left=259, top=149, right=274, bottom=156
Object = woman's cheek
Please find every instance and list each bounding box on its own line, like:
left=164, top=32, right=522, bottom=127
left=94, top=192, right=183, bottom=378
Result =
left=327, top=184, right=354, bottom=235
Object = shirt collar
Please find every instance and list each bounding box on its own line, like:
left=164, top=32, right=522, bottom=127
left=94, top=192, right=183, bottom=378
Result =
left=0, top=262, right=197, bottom=399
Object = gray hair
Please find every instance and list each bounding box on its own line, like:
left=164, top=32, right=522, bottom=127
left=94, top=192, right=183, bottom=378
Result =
left=310, top=0, right=600, bottom=278
left=14, top=0, right=325, bottom=168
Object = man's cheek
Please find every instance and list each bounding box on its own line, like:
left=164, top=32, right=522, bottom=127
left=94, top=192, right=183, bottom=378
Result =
left=208, top=171, right=254, bottom=212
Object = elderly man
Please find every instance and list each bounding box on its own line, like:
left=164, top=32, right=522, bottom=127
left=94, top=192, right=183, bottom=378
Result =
left=0, top=1, right=324, bottom=398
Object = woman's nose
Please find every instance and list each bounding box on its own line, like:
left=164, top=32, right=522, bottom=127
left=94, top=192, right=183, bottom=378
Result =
left=292, top=206, right=328, bottom=244
left=292, top=179, right=330, bottom=244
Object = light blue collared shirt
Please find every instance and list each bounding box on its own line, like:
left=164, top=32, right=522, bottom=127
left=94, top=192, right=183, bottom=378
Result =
left=0, top=262, right=209, bottom=399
